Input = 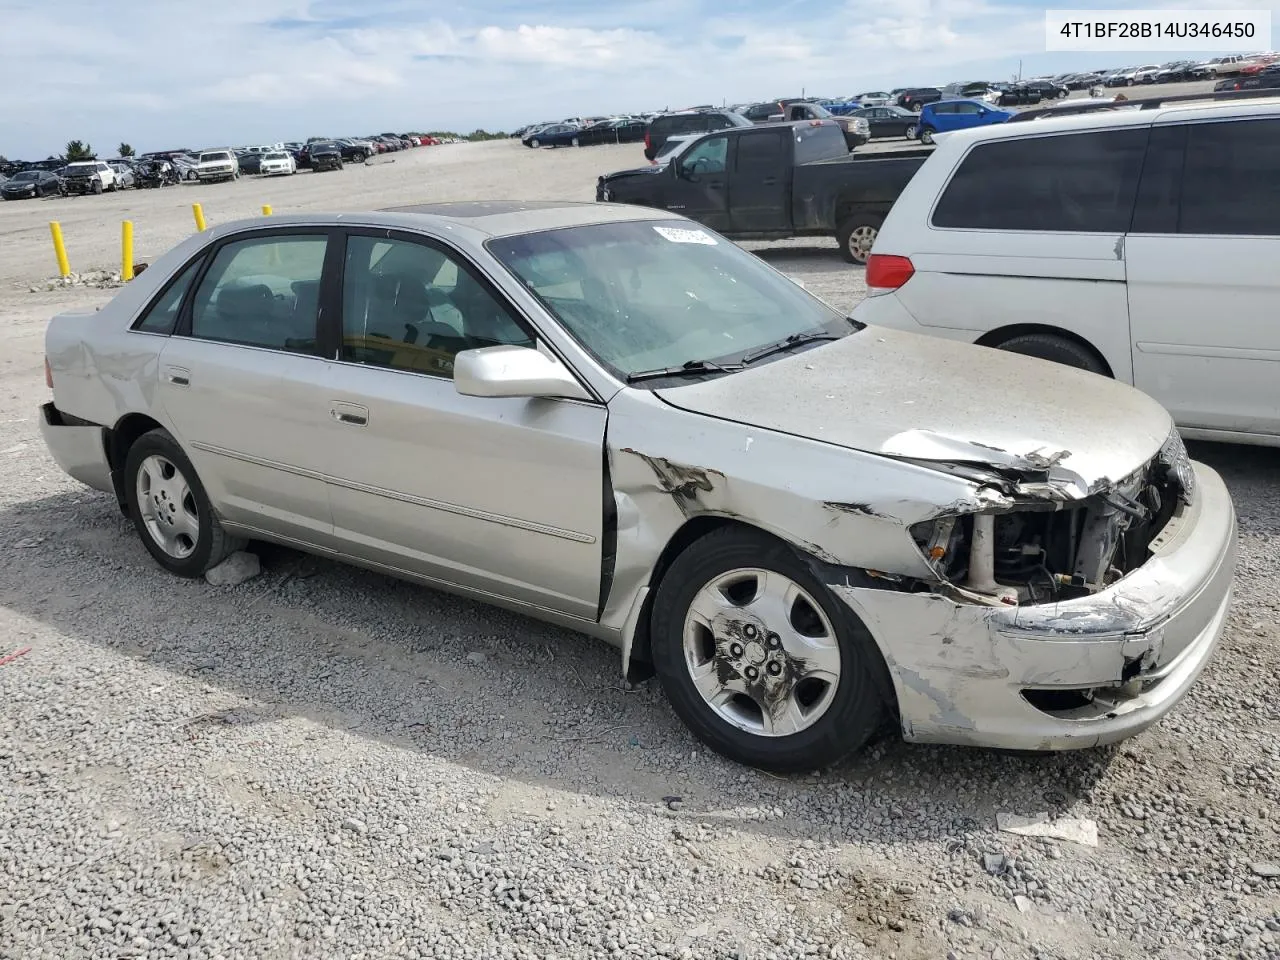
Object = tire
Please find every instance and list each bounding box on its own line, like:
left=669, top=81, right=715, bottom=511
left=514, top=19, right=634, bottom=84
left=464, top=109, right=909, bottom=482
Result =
left=992, top=333, right=1108, bottom=376
left=92, top=179, right=103, bottom=194
left=904, top=124, right=918, bottom=139
left=836, top=214, right=883, bottom=265
left=572, top=137, right=581, bottom=147
left=918, top=126, right=935, bottom=145
left=649, top=527, right=888, bottom=773
left=124, top=428, right=244, bottom=577
left=530, top=138, right=541, bottom=148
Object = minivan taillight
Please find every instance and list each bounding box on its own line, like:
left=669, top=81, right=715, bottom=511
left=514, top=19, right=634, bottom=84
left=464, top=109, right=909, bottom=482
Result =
left=865, top=254, right=915, bottom=293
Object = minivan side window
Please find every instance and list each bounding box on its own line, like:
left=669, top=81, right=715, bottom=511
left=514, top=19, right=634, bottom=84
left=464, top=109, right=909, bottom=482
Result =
left=1177, top=118, right=1280, bottom=236
left=931, top=129, right=1148, bottom=232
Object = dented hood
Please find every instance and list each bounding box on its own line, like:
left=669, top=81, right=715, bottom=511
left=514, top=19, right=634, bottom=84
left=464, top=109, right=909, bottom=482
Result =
left=653, top=327, right=1173, bottom=492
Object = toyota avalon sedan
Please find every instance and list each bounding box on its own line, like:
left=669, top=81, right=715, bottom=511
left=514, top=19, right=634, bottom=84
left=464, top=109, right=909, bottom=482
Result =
left=38, top=201, right=1236, bottom=772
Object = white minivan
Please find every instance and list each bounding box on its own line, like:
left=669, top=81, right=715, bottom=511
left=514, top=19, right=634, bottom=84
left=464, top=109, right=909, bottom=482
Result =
left=852, top=96, right=1280, bottom=447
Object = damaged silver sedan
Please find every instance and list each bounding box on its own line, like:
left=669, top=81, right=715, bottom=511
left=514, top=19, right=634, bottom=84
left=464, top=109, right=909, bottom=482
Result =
left=38, top=201, right=1237, bottom=772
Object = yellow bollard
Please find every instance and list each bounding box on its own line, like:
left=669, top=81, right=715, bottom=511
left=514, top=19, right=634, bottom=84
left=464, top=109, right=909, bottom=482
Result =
left=261, top=204, right=272, bottom=216
left=121, top=221, right=134, bottom=281
left=49, top=221, right=71, bottom=278
left=192, top=203, right=207, bottom=232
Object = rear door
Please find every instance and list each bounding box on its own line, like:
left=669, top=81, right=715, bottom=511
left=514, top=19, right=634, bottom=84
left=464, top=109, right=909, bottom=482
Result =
left=728, top=128, right=789, bottom=233
left=1126, top=112, right=1280, bottom=438
left=895, top=127, right=1148, bottom=381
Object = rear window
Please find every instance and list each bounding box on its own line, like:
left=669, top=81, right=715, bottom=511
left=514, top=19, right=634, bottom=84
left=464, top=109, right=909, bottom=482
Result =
left=1177, top=118, right=1280, bottom=236
left=793, top=123, right=848, bottom=164
left=931, top=129, right=1147, bottom=232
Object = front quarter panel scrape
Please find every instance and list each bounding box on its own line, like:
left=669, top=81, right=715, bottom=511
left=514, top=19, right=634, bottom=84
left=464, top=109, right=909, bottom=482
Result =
left=598, top=390, right=986, bottom=666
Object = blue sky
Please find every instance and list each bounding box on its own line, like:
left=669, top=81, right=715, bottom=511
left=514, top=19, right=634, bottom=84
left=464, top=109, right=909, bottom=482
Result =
left=0, top=0, right=1274, bottom=157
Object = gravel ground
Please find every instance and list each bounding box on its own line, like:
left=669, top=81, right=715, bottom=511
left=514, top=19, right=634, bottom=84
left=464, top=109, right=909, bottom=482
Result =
left=2, top=122, right=1279, bottom=960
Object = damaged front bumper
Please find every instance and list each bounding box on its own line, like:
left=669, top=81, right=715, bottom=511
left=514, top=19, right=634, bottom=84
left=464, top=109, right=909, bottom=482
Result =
left=831, top=460, right=1236, bottom=751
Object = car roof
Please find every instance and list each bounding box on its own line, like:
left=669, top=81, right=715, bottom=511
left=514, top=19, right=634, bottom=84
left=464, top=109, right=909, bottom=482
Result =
left=934, top=94, right=1280, bottom=147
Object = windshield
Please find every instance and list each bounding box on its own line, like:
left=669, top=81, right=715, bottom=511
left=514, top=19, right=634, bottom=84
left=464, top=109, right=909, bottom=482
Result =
left=487, top=219, right=855, bottom=383
left=654, top=136, right=692, bottom=160
left=11, top=171, right=40, bottom=182
left=263, top=152, right=288, bottom=160
left=200, top=152, right=230, bottom=163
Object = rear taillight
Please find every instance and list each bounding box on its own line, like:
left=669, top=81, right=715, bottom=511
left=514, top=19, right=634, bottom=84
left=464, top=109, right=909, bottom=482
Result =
left=644, top=131, right=651, bottom=150
left=44, top=357, right=53, bottom=388
left=865, top=254, right=915, bottom=293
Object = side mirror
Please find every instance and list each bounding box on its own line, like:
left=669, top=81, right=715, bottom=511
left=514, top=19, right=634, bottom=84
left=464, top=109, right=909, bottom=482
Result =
left=677, top=160, right=699, bottom=182
left=453, top=345, right=593, bottom=402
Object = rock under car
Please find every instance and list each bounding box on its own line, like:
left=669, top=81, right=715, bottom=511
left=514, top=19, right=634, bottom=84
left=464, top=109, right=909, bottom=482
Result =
left=38, top=202, right=1237, bottom=772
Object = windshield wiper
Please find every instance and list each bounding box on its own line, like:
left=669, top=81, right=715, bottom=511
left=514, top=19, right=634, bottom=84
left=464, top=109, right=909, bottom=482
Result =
left=740, top=332, right=844, bottom=365
left=625, top=358, right=743, bottom=384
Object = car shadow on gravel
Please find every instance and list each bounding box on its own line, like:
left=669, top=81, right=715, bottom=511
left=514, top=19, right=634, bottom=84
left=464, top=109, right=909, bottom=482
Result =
left=0, top=487, right=1172, bottom=846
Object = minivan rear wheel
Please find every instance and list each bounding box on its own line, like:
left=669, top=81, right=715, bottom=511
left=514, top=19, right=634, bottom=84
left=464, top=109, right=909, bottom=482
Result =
left=992, top=333, right=1108, bottom=376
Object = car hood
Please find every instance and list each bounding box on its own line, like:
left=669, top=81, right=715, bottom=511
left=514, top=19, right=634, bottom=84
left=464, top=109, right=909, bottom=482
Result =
left=653, top=327, right=1173, bottom=496
left=600, top=165, right=666, bottom=183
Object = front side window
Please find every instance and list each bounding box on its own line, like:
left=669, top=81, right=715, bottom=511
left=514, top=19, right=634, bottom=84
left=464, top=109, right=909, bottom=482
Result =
left=931, top=129, right=1147, bottom=232
left=1177, top=118, right=1280, bottom=236
left=188, top=234, right=327, bottom=353
left=134, top=259, right=203, bottom=334
left=682, top=135, right=728, bottom=174
left=488, top=219, right=854, bottom=383
left=340, top=236, right=532, bottom=378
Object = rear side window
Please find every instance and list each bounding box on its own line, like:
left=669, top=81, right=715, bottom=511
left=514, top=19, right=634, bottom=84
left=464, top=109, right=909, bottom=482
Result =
left=133, top=259, right=203, bottom=334
left=1177, top=118, right=1280, bottom=235
left=736, top=130, right=786, bottom=170
left=931, top=129, right=1147, bottom=232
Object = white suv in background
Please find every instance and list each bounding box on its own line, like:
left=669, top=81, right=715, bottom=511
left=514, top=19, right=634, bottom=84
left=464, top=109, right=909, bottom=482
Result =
left=852, top=95, right=1280, bottom=447
left=196, top=149, right=240, bottom=182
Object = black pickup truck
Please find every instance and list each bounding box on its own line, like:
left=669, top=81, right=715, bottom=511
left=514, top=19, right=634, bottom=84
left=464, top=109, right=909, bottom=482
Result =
left=596, top=120, right=930, bottom=264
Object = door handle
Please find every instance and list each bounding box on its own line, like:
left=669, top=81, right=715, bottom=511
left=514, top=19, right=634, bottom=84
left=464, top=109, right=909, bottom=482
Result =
left=761, top=177, right=778, bottom=185
left=164, top=365, right=190, bottom=387
left=330, top=401, right=369, bottom=426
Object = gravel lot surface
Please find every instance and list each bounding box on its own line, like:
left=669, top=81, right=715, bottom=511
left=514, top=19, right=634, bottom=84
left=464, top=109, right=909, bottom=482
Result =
left=2, top=114, right=1278, bottom=960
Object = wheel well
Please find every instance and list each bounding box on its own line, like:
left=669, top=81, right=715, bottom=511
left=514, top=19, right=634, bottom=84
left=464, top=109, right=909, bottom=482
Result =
left=107, top=413, right=165, bottom=511
left=835, top=204, right=883, bottom=229
left=975, top=324, right=1114, bottom=378
left=625, top=515, right=761, bottom=683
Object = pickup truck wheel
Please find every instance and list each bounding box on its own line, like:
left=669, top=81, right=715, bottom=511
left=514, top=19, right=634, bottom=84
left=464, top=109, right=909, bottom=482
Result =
left=837, top=215, right=883, bottom=265
left=649, top=526, right=888, bottom=773
left=991, top=333, right=1108, bottom=376
left=918, top=127, right=936, bottom=145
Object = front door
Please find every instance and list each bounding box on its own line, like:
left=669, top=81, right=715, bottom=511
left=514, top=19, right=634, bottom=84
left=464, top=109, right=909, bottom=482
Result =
left=318, top=230, right=608, bottom=620
left=1126, top=116, right=1280, bottom=438
left=728, top=128, right=789, bottom=233
left=669, top=133, right=731, bottom=231
left=156, top=229, right=338, bottom=545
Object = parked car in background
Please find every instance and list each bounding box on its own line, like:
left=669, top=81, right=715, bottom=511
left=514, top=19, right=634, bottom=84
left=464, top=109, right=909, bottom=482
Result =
left=259, top=151, right=296, bottom=176
left=1205, top=55, right=1247, bottom=75
left=197, top=150, right=240, bottom=182
left=1, top=169, right=63, bottom=200
left=897, top=87, right=943, bottom=111
left=851, top=94, right=1280, bottom=447
left=643, top=109, right=752, bottom=161
left=237, top=152, right=264, bottom=175
left=915, top=99, right=1013, bottom=144
left=109, top=162, right=136, bottom=189
left=773, top=101, right=870, bottom=149
left=857, top=91, right=893, bottom=107
left=851, top=105, right=921, bottom=139
left=1023, top=79, right=1069, bottom=99
left=599, top=120, right=931, bottom=264
left=990, top=84, right=1044, bottom=106
left=36, top=200, right=1235, bottom=772
left=308, top=141, right=344, bottom=172
left=337, top=139, right=373, bottom=161
left=522, top=123, right=581, bottom=148
left=62, top=160, right=119, bottom=195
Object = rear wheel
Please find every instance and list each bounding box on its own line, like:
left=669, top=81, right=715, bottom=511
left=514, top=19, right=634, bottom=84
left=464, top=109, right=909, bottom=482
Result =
left=918, top=126, right=936, bottom=145
left=836, top=214, right=883, bottom=265
left=124, top=428, right=244, bottom=577
left=650, top=527, right=888, bottom=773
left=991, top=333, right=1108, bottom=376
left=92, top=179, right=103, bottom=194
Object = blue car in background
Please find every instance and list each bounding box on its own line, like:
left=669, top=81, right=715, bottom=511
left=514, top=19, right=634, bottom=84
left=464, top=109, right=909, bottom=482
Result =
left=915, top=98, right=1014, bottom=144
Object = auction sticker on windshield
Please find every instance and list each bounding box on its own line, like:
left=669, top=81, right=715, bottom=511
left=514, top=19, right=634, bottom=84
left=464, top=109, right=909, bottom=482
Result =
left=654, top=226, right=717, bottom=245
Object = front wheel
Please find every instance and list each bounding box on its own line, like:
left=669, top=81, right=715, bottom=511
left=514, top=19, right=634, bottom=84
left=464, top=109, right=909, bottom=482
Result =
left=904, top=124, right=918, bottom=139
left=530, top=138, right=541, bottom=148
left=918, top=126, right=935, bottom=145
left=572, top=137, right=580, bottom=147
left=124, top=428, right=244, bottom=577
left=991, top=332, right=1108, bottom=376
left=650, top=528, right=888, bottom=772
left=836, top=214, right=883, bottom=265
